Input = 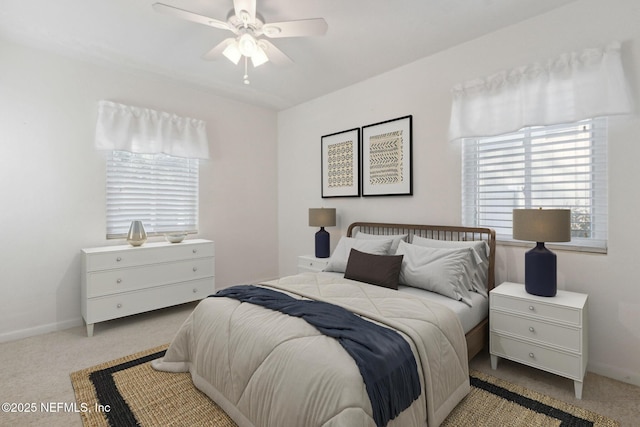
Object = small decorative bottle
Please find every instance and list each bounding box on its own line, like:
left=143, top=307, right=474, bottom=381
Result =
left=126, top=220, right=147, bottom=246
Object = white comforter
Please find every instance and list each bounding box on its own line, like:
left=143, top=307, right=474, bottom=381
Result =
left=152, top=273, right=469, bottom=427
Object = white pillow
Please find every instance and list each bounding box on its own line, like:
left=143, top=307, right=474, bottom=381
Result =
left=353, top=231, right=408, bottom=253
left=411, top=235, right=489, bottom=297
left=395, top=241, right=473, bottom=307
left=324, top=237, right=394, bottom=273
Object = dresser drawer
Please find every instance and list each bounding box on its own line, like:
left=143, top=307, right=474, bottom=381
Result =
left=84, top=278, right=213, bottom=324
left=491, top=293, right=581, bottom=326
left=490, top=310, right=581, bottom=352
left=490, top=333, right=582, bottom=380
left=87, top=258, right=214, bottom=297
left=84, top=241, right=215, bottom=272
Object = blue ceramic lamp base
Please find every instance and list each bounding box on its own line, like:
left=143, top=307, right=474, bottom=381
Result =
left=524, top=242, right=557, bottom=297
left=315, top=227, right=330, bottom=258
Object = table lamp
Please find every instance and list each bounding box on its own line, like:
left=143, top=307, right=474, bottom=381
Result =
left=308, top=208, right=336, bottom=258
left=513, top=208, right=571, bottom=297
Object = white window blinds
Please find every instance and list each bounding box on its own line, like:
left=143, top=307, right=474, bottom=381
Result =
left=106, top=151, right=199, bottom=238
left=462, top=118, right=607, bottom=251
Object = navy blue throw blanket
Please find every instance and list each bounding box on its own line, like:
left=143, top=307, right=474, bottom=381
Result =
left=211, top=285, right=421, bottom=427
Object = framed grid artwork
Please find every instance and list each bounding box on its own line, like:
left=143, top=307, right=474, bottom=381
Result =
left=361, top=115, right=412, bottom=197
left=321, top=128, right=360, bottom=198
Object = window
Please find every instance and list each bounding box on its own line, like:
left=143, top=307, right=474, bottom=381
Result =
left=462, top=118, right=607, bottom=252
left=106, top=150, right=199, bottom=239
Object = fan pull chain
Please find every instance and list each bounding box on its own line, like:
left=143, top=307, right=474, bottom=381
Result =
left=243, top=56, right=250, bottom=85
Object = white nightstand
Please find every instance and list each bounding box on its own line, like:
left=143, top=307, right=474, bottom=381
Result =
left=490, top=282, right=588, bottom=399
left=297, top=255, right=329, bottom=273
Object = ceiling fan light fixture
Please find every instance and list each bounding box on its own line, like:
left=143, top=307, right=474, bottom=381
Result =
left=251, top=45, right=269, bottom=67
left=152, top=1, right=328, bottom=83
left=222, top=41, right=242, bottom=64
left=238, top=33, right=257, bottom=57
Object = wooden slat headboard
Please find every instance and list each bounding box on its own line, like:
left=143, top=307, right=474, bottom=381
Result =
left=347, top=222, right=497, bottom=290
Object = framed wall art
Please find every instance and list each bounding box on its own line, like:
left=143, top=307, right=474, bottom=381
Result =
left=321, top=128, right=360, bottom=198
left=361, top=115, right=413, bottom=196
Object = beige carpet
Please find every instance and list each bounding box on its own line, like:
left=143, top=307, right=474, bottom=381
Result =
left=70, top=345, right=619, bottom=427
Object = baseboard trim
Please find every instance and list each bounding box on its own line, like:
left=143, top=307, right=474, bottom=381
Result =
left=588, top=361, right=640, bottom=388
left=0, top=317, right=83, bottom=343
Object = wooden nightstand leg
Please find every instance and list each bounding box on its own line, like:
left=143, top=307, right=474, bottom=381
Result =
left=574, top=380, right=583, bottom=399
left=86, top=323, right=94, bottom=337
left=490, top=354, right=499, bottom=370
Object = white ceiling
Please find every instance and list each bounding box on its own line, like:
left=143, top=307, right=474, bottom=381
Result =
left=0, top=0, right=577, bottom=110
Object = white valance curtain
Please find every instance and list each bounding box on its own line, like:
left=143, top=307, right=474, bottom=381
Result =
left=448, top=42, right=633, bottom=141
left=95, top=100, right=210, bottom=159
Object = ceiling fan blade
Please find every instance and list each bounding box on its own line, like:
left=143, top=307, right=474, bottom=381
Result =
left=262, top=18, right=328, bottom=38
left=259, top=40, right=293, bottom=66
left=202, top=38, right=236, bottom=61
left=233, top=0, right=257, bottom=25
left=153, top=3, right=233, bottom=32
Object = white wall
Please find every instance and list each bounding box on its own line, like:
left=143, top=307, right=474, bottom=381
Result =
left=0, top=38, right=279, bottom=341
left=278, top=0, right=640, bottom=386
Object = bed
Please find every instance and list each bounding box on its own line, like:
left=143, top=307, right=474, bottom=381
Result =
left=346, top=222, right=496, bottom=361
left=152, top=222, right=496, bottom=427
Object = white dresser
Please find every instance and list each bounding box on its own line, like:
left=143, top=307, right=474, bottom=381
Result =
left=81, top=239, right=214, bottom=336
left=490, top=282, right=588, bottom=398
left=297, top=255, right=329, bottom=273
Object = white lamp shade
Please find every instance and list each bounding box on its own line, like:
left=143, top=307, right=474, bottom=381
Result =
left=251, top=45, right=269, bottom=67
left=222, top=42, right=242, bottom=65
left=238, top=33, right=257, bottom=57
left=513, top=209, right=571, bottom=243
left=309, top=208, right=336, bottom=227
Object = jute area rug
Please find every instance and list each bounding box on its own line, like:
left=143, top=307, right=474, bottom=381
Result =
left=71, top=345, right=618, bottom=427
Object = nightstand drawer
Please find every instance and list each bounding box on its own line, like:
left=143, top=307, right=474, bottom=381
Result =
left=491, top=311, right=581, bottom=352
left=297, top=255, right=328, bottom=273
left=491, top=293, right=581, bottom=326
left=490, top=333, right=582, bottom=380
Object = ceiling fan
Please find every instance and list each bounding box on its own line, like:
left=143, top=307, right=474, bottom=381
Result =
left=153, top=0, right=328, bottom=84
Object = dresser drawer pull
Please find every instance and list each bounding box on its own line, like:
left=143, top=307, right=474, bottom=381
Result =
left=529, top=352, right=535, bottom=359
left=193, top=288, right=198, bottom=293
left=193, top=249, right=198, bottom=254
left=529, top=327, right=535, bottom=332
left=116, top=257, right=122, bottom=262
left=193, top=267, right=198, bottom=272
left=116, top=278, right=122, bottom=284
left=117, top=303, right=122, bottom=309
left=528, top=305, right=535, bottom=311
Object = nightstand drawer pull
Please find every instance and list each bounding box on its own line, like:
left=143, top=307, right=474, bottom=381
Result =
left=529, top=352, right=535, bottom=358
left=193, top=288, right=198, bottom=293
left=116, top=257, right=122, bottom=262
left=529, top=326, right=535, bottom=332
left=116, top=278, right=122, bottom=284
left=193, top=249, right=198, bottom=254
left=529, top=305, right=535, bottom=311
left=193, top=266, right=198, bottom=272
left=117, top=303, right=122, bottom=309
